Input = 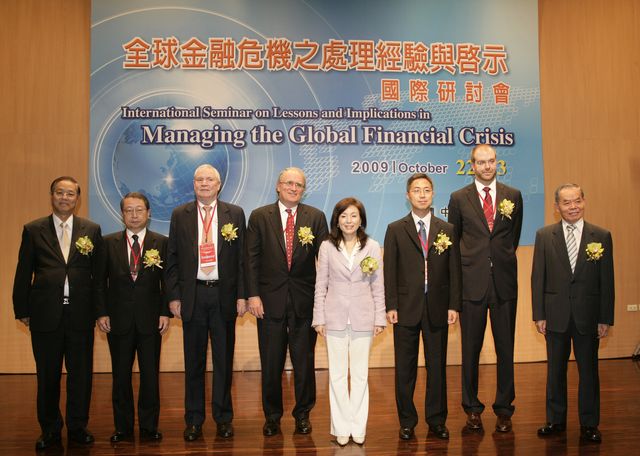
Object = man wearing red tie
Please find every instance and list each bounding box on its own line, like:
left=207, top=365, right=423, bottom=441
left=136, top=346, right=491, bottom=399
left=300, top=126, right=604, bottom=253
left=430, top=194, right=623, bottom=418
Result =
left=245, top=167, right=328, bottom=436
left=448, top=145, right=523, bottom=433
left=166, top=165, right=246, bottom=441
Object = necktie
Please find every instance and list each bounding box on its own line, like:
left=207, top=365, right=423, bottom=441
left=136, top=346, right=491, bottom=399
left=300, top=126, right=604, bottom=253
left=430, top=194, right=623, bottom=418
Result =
left=130, top=234, right=140, bottom=280
left=566, top=224, right=577, bottom=273
left=482, top=187, right=494, bottom=231
left=201, top=205, right=214, bottom=274
left=285, top=209, right=295, bottom=270
left=418, top=220, right=428, bottom=292
left=60, top=222, right=70, bottom=262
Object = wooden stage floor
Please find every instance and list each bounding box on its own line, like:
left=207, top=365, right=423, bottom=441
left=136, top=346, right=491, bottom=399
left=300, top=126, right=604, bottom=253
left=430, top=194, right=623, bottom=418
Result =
left=1, top=359, right=638, bottom=455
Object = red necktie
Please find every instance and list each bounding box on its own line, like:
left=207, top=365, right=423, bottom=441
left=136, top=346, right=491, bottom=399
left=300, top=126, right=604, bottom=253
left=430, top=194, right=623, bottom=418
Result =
left=285, top=209, right=294, bottom=270
left=482, top=187, right=494, bottom=231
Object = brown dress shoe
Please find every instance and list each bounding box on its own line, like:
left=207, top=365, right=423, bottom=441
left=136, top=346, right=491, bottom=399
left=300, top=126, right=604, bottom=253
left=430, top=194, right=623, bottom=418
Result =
left=466, top=412, right=483, bottom=430
left=495, top=415, right=512, bottom=432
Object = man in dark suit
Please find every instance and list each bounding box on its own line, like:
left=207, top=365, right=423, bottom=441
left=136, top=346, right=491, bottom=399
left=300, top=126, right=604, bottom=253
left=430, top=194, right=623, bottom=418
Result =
left=384, top=173, right=462, bottom=441
left=166, top=164, right=246, bottom=441
left=532, top=183, right=614, bottom=443
left=96, top=192, right=169, bottom=443
left=13, top=176, right=104, bottom=450
left=245, top=167, right=329, bottom=436
left=447, top=144, right=523, bottom=433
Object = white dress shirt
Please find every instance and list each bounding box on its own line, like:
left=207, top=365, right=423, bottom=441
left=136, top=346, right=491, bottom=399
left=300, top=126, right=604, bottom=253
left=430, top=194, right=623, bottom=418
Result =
left=52, top=213, right=72, bottom=299
left=196, top=200, right=219, bottom=280
left=475, top=178, right=497, bottom=212
left=278, top=200, right=298, bottom=244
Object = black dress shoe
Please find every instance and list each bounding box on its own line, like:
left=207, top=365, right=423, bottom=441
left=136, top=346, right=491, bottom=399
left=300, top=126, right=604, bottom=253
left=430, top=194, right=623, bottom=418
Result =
left=35, top=432, right=61, bottom=450
left=263, top=419, right=281, bottom=436
left=466, top=412, right=483, bottom=431
left=537, top=423, right=566, bottom=436
left=495, top=415, right=512, bottom=433
left=428, top=424, right=450, bottom=440
left=140, top=429, right=163, bottom=441
left=217, top=422, right=234, bottom=438
left=399, top=427, right=415, bottom=440
left=183, top=424, right=202, bottom=441
left=110, top=431, right=133, bottom=443
left=580, top=426, right=602, bottom=443
left=68, top=428, right=95, bottom=445
left=295, top=418, right=312, bottom=434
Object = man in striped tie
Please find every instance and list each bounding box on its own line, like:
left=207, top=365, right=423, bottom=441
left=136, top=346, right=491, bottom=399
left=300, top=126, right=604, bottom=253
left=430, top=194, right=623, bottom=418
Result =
left=447, top=145, right=523, bottom=433
left=532, top=183, right=614, bottom=443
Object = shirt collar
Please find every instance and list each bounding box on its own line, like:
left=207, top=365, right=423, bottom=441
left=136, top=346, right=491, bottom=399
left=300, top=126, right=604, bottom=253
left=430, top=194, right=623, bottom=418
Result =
left=411, top=211, right=431, bottom=228
left=475, top=178, right=496, bottom=194
left=126, top=227, right=146, bottom=240
left=52, top=213, right=73, bottom=229
left=562, top=218, right=584, bottom=232
left=278, top=200, right=298, bottom=215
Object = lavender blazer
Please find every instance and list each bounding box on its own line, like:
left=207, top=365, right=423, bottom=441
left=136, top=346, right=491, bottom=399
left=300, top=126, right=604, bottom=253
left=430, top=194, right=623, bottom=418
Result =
left=312, top=238, right=386, bottom=331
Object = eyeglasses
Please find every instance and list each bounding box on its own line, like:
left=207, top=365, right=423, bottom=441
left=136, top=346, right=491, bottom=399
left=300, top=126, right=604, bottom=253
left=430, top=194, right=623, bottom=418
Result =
left=410, top=188, right=432, bottom=195
left=280, top=180, right=305, bottom=190
left=123, top=208, right=147, bottom=216
left=53, top=190, right=77, bottom=198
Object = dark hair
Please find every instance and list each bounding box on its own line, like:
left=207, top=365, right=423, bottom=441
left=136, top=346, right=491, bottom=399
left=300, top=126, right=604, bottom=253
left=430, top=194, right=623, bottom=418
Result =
left=405, top=173, right=433, bottom=192
left=120, top=192, right=150, bottom=211
left=50, top=176, right=80, bottom=195
left=554, top=183, right=584, bottom=203
left=328, top=197, right=368, bottom=250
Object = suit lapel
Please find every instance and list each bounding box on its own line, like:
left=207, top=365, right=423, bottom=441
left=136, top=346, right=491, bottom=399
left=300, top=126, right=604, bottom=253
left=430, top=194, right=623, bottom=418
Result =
left=68, top=217, right=82, bottom=262
left=465, top=184, right=491, bottom=233
left=573, top=222, right=591, bottom=277
left=117, top=231, right=132, bottom=278
left=42, top=216, right=65, bottom=262
left=217, top=201, right=230, bottom=256
left=427, top=217, right=441, bottom=255
left=293, top=204, right=308, bottom=257
left=186, top=202, right=199, bottom=260
left=269, top=202, right=287, bottom=257
left=401, top=213, right=422, bottom=255
left=551, top=222, right=573, bottom=275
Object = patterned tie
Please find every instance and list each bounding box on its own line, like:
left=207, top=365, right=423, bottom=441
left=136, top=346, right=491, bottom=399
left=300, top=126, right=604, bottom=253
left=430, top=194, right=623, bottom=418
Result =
left=60, top=222, right=70, bottom=262
left=130, top=234, right=140, bottom=280
left=566, top=224, right=577, bottom=273
left=418, top=220, right=428, bottom=292
left=200, top=205, right=214, bottom=274
left=285, top=209, right=295, bottom=270
left=482, top=187, right=494, bottom=231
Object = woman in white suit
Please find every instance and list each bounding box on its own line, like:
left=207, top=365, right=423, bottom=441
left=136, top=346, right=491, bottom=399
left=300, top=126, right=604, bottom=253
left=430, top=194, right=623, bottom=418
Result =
left=313, top=197, right=386, bottom=446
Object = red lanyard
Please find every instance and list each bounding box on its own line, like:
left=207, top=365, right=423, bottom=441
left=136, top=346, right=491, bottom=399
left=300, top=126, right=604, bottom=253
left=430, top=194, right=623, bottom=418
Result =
left=198, top=202, right=218, bottom=241
left=417, top=228, right=430, bottom=254
left=126, top=234, right=144, bottom=270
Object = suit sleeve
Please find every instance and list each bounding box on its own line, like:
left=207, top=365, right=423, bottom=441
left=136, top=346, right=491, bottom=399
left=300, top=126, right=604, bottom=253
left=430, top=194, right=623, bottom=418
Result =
left=448, top=228, right=462, bottom=312
left=512, top=190, right=524, bottom=250
left=235, top=207, right=247, bottom=299
left=90, top=225, right=106, bottom=320
left=165, top=209, right=181, bottom=302
left=244, top=210, right=262, bottom=298
left=383, top=225, right=398, bottom=312
left=447, top=194, right=463, bottom=241
left=312, top=241, right=330, bottom=327
left=12, top=226, right=35, bottom=319
left=159, top=235, right=171, bottom=317
left=370, top=242, right=387, bottom=326
left=313, top=210, right=329, bottom=257
left=94, top=235, right=109, bottom=318
left=599, top=231, right=615, bottom=325
left=531, top=230, right=546, bottom=321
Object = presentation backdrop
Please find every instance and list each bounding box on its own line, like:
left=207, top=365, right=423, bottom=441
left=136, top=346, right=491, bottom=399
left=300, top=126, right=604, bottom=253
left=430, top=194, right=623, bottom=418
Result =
left=90, top=0, right=543, bottom=244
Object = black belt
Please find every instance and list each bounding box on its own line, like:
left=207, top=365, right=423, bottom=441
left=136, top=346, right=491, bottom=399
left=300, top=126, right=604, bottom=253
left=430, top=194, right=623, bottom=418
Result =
left=196, top=279, right=219, bottom=287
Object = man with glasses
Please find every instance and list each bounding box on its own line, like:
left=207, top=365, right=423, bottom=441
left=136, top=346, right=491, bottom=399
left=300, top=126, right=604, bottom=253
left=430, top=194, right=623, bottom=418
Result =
left=447, top=144, right=523, bottom=433
left=245, top=167, right=328, bottom=436
left=166, top=164, right=247, bottom=441
left=96, top=192, right=169, bottom=443
left=13, top=176, right=104, bottom=450
left=384, top=173, right=461, bottom=440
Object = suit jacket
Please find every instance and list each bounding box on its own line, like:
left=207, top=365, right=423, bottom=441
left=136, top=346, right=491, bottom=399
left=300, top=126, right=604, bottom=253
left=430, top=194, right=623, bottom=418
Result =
left=165, top=200, right=246, bottom=322
left=447, top=182, right=523, bottom=302
left=312, top=238, right=386, bottom=331
left=13, top=215, right=104, bottom=331
left=96, top=230, right=169, bottom=335
left=384, top=213, right=462, bottom=327
left=245, top=201, right=329, bottom=319
left=531, top=221, right=614, bottom=335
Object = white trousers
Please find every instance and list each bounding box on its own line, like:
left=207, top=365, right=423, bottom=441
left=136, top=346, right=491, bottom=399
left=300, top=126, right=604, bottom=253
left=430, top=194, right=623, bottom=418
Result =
left=326, top=326, right=373, bottom=438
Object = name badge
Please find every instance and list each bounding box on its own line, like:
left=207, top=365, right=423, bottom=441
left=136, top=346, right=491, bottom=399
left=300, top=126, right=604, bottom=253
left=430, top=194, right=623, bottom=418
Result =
left=199, top=242, right=217, bottom=267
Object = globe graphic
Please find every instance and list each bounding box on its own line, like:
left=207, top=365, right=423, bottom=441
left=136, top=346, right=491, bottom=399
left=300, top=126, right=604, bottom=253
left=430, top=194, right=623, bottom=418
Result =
left=112, top=119, right=229, bottom=223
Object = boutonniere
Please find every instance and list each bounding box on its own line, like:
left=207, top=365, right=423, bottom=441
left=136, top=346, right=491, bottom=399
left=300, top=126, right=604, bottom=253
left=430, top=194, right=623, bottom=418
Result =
left=498, top=198, right=515, bottom=219
left=221, top=223, right=238, bottom=242
left=360, top=256, right=379, bottom=276
left=297, top=226, right=315, bottom=246
left=143, top=249, right=163, bottom=269
left=586, top=242, right=604, bottom=261
left=433, top=231, right=452, bottom=255
left=75, top=236, right=94, bottom=256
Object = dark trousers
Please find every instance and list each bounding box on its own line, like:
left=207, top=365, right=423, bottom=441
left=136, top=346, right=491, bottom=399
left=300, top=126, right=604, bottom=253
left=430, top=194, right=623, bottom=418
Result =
left=30, top=306, right=94, bottom=434
left=107, top=327, right=161, bottom=433
left=460, top=278, right=516, bottom=417
left=257, top=295, right=317, bottom=421
left=183, top=284, right=236, bottom=425
left=393, top=299, right=448, bottom=428
left=545, top=318, right=600, bottom=426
